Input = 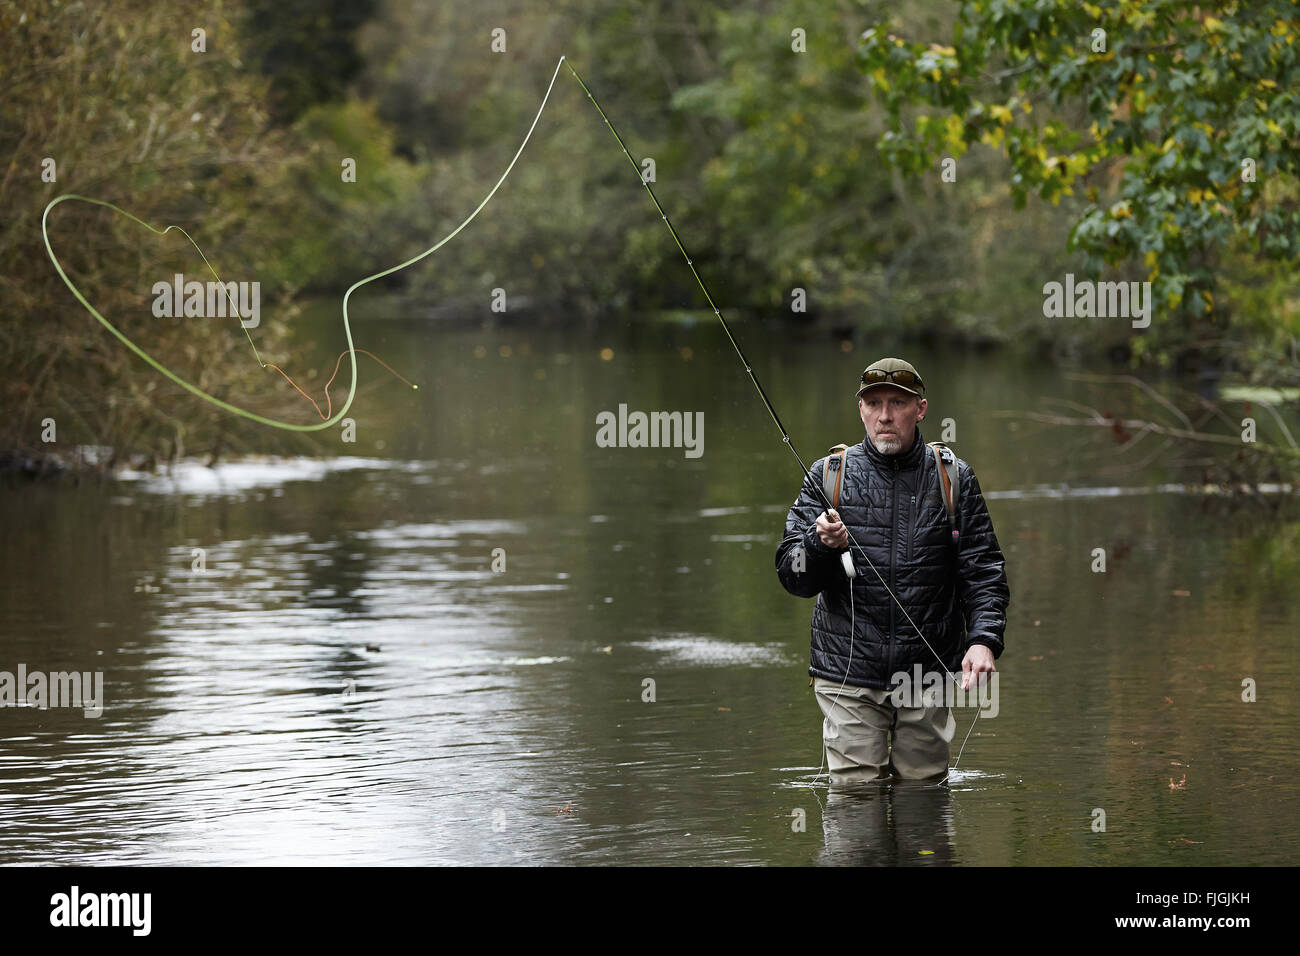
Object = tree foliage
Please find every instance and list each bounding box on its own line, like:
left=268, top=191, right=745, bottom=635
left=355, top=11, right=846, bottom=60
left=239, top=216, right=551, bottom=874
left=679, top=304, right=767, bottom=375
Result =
left=859, top=0, right=1300, bottom=359
left=1, top=0, right=346, bottom=473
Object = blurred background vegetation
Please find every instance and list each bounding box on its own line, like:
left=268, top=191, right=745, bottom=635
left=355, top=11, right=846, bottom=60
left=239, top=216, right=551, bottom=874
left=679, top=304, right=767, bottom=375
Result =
left=3, top=0, right=1298, bottom=475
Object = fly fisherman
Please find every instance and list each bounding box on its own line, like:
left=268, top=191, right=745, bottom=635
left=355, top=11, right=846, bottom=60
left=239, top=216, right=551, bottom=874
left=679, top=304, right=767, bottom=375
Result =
left=775, top=358, right=1010, bottom=784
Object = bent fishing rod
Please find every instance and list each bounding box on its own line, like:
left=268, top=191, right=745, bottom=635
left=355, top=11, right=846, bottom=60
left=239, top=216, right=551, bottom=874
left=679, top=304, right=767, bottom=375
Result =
left=564, top=58, right=982, bottom=718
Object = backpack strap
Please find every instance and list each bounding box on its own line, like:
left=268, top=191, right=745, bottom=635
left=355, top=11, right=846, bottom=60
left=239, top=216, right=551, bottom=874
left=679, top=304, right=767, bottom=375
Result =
left=821, top=444, right=850, bottom=511
left=928, top=441, right=960, bottom=542
left=821, top=444, right=856, bottom=580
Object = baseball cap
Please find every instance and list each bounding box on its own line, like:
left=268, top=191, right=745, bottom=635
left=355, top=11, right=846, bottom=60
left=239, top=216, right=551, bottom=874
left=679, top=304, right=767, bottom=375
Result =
left=856, top=357, right=926, bottom=398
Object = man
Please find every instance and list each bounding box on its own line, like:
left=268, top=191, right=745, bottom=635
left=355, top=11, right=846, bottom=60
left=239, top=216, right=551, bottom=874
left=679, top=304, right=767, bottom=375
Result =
left=774, top=357, right=1009, bottom=784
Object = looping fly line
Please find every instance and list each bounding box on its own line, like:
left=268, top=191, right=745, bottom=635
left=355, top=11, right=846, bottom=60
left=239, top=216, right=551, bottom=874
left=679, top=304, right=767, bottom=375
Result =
left=40, top=55, right=573, bottom=432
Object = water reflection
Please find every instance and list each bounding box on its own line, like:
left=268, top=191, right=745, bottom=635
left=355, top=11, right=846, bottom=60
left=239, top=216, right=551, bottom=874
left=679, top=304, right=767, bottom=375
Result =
left=2, top=320, right=1299, bottom=865
left=820, top=781, right=956, bottom=866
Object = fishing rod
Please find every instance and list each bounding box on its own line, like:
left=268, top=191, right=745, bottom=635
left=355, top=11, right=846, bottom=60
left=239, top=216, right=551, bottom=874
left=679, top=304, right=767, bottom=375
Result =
left=564, top=57, right=988, bottom=768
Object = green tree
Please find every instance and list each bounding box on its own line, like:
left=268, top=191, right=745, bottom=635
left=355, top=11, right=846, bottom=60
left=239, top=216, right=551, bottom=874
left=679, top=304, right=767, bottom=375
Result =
left=1, top=1, right=394, bottom=474
left=669, top=0, right=1086, bottom=347
left=859, top=0, right=1300, bottom=363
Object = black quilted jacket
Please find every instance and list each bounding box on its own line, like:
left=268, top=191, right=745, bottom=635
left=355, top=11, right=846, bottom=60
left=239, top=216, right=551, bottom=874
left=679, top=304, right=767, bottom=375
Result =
left=774, top=427, right=1009, bottom=689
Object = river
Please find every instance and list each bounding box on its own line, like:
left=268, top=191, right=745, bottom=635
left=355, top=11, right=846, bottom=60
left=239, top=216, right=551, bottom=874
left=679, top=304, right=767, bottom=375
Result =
left=2, top=311, right=1298, bottom=864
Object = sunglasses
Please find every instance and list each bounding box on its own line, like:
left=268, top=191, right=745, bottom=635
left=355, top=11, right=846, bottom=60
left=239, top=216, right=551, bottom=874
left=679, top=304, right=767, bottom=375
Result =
left=860, top=368, right=924, bottom=390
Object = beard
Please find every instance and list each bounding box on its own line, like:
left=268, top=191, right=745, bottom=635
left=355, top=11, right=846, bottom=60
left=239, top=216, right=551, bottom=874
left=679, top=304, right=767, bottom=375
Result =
left=871, top=433, right=905, bottom=455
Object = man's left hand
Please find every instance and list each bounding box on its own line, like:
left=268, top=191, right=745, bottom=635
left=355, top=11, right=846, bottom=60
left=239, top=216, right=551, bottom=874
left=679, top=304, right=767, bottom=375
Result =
left=961, top=644, right=996, bottom=691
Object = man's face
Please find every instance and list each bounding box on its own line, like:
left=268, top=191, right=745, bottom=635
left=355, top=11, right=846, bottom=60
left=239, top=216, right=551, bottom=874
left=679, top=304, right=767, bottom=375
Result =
left=858, top=385, right=927, bottom=455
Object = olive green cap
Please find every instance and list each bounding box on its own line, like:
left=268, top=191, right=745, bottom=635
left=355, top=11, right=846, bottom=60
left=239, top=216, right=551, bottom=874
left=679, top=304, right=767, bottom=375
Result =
left=856, top=357, right=925, bottom=398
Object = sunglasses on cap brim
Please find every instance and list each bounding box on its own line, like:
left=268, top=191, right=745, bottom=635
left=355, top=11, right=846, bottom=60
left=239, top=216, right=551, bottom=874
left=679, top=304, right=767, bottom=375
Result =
left=860, top=368, right=924, bottom=391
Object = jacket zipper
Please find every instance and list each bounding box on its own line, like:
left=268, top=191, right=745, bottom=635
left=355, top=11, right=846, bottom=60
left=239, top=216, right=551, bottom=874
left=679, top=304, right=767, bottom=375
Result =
left=907, top=492, right=915, bottom=562
left=886, top=457, right=897, bottom=679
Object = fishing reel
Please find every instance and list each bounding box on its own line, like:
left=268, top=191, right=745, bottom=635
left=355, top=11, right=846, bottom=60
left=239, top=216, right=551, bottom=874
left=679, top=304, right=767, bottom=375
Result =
left=840, top=550, right=856, bottom=579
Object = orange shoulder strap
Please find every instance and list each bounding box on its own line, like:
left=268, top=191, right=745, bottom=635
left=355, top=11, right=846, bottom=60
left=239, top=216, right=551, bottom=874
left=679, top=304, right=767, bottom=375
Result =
left=821, top=444, right=850, bottom=510
left=927, top=441, right=959, bottom=534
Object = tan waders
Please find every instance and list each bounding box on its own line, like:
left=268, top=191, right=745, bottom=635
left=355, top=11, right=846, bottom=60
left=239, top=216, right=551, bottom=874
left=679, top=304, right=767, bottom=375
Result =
left=814, top=677, right=955, bottom=783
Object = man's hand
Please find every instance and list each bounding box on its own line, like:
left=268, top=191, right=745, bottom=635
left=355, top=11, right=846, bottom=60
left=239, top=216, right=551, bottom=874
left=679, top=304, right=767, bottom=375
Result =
left=815, top=509, right=848, bottom=549
left=961, top=644, right=996, bottom=691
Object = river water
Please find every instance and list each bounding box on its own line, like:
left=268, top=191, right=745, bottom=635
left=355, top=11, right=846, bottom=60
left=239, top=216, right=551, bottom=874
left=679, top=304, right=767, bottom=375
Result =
left=3, top=314, right=1298, bottom=865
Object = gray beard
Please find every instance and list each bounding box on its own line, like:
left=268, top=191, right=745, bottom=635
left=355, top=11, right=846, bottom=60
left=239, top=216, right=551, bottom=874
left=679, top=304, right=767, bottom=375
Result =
left=871, top=434, right=905, bottom=455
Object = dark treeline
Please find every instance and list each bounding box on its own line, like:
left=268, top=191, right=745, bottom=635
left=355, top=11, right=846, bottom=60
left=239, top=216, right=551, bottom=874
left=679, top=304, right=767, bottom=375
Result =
left=3, top=0, right=1297, bottom=474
